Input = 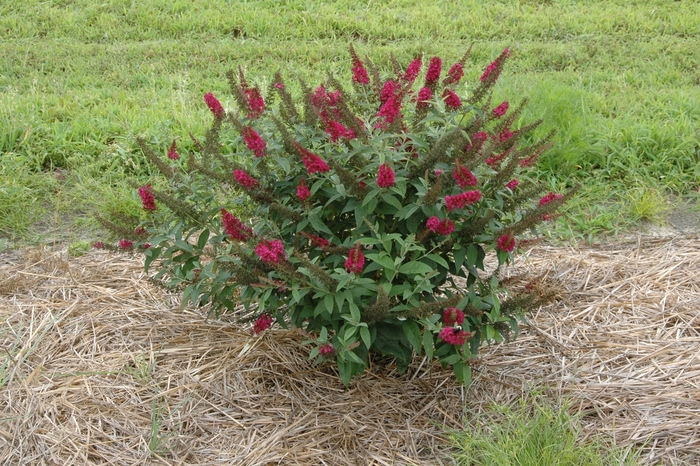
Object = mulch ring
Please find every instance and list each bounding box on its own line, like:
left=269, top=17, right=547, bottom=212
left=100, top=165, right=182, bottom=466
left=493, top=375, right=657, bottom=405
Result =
left=1, top=234, right=698, bottom=465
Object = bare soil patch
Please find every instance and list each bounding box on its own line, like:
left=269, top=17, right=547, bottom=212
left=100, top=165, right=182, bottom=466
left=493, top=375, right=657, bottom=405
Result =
left=1, top=235, right=698, bottom=465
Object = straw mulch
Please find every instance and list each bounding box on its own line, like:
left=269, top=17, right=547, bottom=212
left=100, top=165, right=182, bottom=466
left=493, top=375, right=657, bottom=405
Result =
left=1, top=235, right=698, bottom=465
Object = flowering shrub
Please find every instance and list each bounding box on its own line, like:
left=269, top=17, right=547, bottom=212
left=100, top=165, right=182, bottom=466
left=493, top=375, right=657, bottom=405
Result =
left=118, top=46, right=570, bottom=386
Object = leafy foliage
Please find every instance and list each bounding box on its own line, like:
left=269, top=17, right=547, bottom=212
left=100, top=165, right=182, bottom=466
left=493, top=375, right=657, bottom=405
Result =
left=121, top=47, right=568, bottom=386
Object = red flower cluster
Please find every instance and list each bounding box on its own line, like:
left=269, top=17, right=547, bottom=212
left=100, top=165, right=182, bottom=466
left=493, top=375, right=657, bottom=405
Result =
left=425, top=56, right=442, bottom=86
left=300, top=231, right=330, bottom=249
left=233, top=169, right=258, bottom=190
left=255, top=239, right=286, bottom=264
left=138, top=185, right=156, bottom=211
left=442, top=89, right=461, bottom=109
left=375, top=90, right=403, bottom=130
left=318, top=343, right=335, bottom=356
left=496, top=128, right=514, bottom=143
left=293, top=142, right=330, bottom=174
left=167, top=140, right=179, bottom=160
left=506, top=179, right=519, bottom=190
left=403, top=55, right=422, bottom=82
left=244, top=87, right=265, bottom=119
left=345, top=243, right=364, bottom=274
left=486, top=148, right=511, bottom=167
left=221, top=208, right=253, bottom=241
left=92, top=242, right=105, bottom=249
left=439, top=327, right=473, bottom=346
left=445, top=190, right=482, bottom=211
left=426, top=216, right=455, bottom=235
left=377, top=163, right=396, bottom=188
left=351, top=53, right=370, bottom=85
left=135, top=226, right=147, bottom=236
left=252, top=314, right=274, bottom=335
left=204, top=92, right=224, bottom=118
left=539, top=192, right=564, bottom=206
left=242, top=126, right=267, bottom=157
left=453, top=164, right=477, bottom=189
left=118, top=239, right=133, bottom=250
left=443, top=307, right=465, bottom=326
left=492, top=101, right=509, bottom=118
left=443, top=62, right=464, bottom=85
left=416, top=87, right=432, bottom=109
left=296, top=177, right=311, bottom=200
left=465, top=131, right=488, bottom=152
left=380, top=80, right=397, bottom=103
left=480, top=48, right=510, bottom=83
left=325, top=120, right=355, bottom=142
left=497, top=234, right=516, bottom=252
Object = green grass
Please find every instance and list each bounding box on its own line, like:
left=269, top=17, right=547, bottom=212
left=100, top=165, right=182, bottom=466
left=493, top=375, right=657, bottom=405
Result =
left=2, top=0, right=698, bottom=243
left=450, top=393, right=641, bottom=466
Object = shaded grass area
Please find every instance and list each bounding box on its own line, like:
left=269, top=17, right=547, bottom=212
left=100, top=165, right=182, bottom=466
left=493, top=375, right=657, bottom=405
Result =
left=1, top=0, right=698, bottom=243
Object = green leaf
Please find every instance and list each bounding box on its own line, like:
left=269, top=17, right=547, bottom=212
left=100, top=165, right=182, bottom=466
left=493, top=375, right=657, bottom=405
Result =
left=453, top=362, right=472, bottom=386
left=144, top=247, right=161, bottom=272
left=360, top=326, right=371, bottom=349
left=402, top=320, right=422, bottom=355
left=349, top=302, right=361, bottom=324
left=453, top=244, right=466, bottom=273
left=381, top=192, right=403, bottom=212
left=366, top=252, right=396, bottom=271
left=466, top=244, right=478, bottom=268
left=423, top=330, right=434, bottom=360
left=197, top=229, right=210, bottom=250
left=174, top=239, right=194, bottom=253
left=398, top=261, right=434, bottom=275
left=323, top=294, right=334, bottom=314
left=425, top=253, right=449, bottom=269
left=396, top=204, right=420, bottom=220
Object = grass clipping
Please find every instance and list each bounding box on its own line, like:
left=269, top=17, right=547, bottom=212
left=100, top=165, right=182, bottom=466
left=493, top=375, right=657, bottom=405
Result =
left=1, top=235, right=699, bottom=465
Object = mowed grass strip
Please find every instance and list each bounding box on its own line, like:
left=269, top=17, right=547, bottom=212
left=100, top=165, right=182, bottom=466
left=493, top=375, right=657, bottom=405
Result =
left=0, top=0, right=698, bottom=240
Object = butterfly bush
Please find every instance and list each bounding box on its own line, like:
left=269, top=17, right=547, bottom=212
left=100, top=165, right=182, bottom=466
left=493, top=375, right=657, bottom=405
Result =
left=126, top=46, right=570, bottom=386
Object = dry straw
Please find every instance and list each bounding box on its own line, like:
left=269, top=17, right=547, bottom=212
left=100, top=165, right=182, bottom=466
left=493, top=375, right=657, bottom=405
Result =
left=1, top=234, right=698, bottom=465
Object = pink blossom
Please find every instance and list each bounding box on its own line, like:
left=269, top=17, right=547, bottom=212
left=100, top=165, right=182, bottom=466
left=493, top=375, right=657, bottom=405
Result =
left=345, top=243, right=364, bottom=274
left=465, top=132, right=488, bottom=152
left=426, top=216, right=441, bottom=231
left=296, top=177, right=311, bottom=200
left=416, top=87, right=432, bottom=109
left=480, top=48, right=510, bottom=83
left=492, top=101, right=509, bottom=118
left=442, top=89, right=461, bottom=109
left=444, top=62, right=464, bottom=85
left=242, top=126, right=267, bottom=157
left=141, top=243, right=151, bottom=250
left=453, top=165, right=477, bottom=189
left=92, top=242, right=105, bottom=249
left=294, top=142, right=330, bottom=174
left=318, top=343, right=335, bottom=356
left=138, top=185, right=156, bottom=211
left=325, top=120, right=355, bottom=142
left=377, top=163, right=395, bottom=188
left=506, top=179, right=519, bottom=190
left=221, top=209, right=253, bottom=241
left=445, top=190, right=482, bottom=211
left=380, top=80, right=397, bottom=102
left=351, top=57, right=370, bottom=85
left=204, top=92, right=224, bottom=118
left=497, top=234, right=516, bottom=252
left=233, top=169, right=258, bottom=190
left=375, top=95, right=403, bottom=129
left=439, top=326, right=473, bottom=346
left=252, top=314, right=274, bottom=334
left=443, top=307, right=465, bottom=326
left=255, top=239, right=286, bottom=264
left=486, top=148, right=511, bottom=167
left=496, top=128, right=514, bottom=143
left=539, top=192, right=564, bottom=206
left=425, top=57, right=442, bottom=85
left=244, top=87, right=265, bottom=119
left=274, top=82, right=285, bottom=89
left=300, top=231, right=330, bottom=249
left=167, top=140, right=179, bottom=160
left=118, top=239, right=133, bottom=250
left=403, top=55, right=422, bottom=82
left=135, top=227, right=147, bottom=236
